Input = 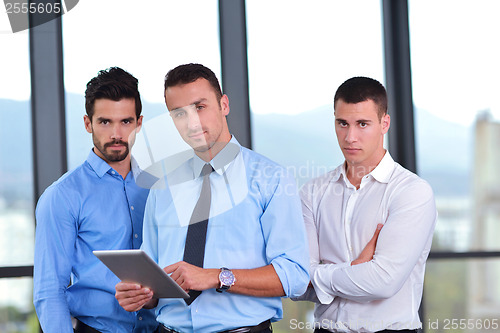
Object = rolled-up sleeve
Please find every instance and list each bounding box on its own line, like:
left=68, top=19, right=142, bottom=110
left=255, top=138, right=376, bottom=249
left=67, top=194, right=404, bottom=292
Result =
left=262, top=171, right=310, bottom=298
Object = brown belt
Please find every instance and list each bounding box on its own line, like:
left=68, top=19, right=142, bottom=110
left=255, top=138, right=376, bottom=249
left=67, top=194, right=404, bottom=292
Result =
left=160, top=319, right=272, bottom=333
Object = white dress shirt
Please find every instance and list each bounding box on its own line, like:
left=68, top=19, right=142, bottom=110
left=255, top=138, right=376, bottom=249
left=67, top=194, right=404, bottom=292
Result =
left=299, top=152, right=437, bottom=332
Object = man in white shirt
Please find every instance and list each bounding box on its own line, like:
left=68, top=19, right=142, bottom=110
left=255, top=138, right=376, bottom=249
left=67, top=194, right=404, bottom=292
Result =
left=299, top=77, right=437, bottom=332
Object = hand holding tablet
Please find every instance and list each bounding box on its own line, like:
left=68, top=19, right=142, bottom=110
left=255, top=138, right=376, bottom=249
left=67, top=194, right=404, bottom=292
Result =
left=93, top=249, right=189, bottom=299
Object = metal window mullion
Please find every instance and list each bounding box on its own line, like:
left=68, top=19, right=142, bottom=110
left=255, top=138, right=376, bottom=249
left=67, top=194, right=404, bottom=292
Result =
left=29, top=2, right=67, bottom=202
left=218, top=0, right=252, bottom=149
left=382, top=0, right=416, bottom=173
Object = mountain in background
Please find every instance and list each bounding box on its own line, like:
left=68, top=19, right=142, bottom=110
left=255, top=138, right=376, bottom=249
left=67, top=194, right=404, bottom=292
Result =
left=253, top=104, right=472, bottom=194
left=0, top=99, right=33, bottom=203
left=0, top=94, right=472, bottom=202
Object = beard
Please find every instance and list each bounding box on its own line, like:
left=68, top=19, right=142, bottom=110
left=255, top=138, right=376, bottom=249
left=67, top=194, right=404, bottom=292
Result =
left=93, top=138, right=130, bottom=162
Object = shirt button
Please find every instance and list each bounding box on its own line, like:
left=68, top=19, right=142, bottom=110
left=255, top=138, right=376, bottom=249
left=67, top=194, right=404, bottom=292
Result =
left=138, top=316, right=143, bottom=321
left=134, top=234, right=139, bottom=239
left=111, top=171, right=115, bottom=175
left=131, top=206, right=135, bottom=210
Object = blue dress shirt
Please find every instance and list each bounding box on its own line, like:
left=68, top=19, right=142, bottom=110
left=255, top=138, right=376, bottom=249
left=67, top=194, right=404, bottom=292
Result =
left=141, top=137, right=310, bottom=333
left=33, top=150, right=158, bottom=333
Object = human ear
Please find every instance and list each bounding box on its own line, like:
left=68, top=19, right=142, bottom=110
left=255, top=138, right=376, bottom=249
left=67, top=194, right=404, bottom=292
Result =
left=220, top=95, right=230, bottom=116
left=381, top=114, right=390, bottom=134
left=84, top=115, right=93, bottom=133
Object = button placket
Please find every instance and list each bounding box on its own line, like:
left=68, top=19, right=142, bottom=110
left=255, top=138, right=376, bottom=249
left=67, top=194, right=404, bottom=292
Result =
left=344, top=190, right=359, bottom=260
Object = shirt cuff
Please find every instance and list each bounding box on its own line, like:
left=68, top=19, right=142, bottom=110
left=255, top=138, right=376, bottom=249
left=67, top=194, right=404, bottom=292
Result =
left=311, top=262, right=351, bottom=304
left=291, top=285, right=319, bottom=302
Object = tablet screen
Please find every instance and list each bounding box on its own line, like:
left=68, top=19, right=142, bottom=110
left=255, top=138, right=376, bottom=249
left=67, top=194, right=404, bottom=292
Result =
left=93, top=249, right=189, bottom=299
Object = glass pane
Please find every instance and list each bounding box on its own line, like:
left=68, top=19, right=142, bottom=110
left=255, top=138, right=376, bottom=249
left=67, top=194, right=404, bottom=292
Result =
left=273, top=299, right=314, bottom=333
left=247, top=1, right=384, bottom=331
left=62, top=0, right=221, bottom=169
left=247, top=0, right=385, bottom=186
left=409, top=0, right=500, bottom=251
left=0, top=18, right=35, bottom=332
left=425, top=259, right=500, bottom=332
left=0, top=278, right=38, bottom=333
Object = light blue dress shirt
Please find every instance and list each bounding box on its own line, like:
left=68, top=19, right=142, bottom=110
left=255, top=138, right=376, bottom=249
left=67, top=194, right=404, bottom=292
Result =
left=142, top=137, right=310, bottom=333
left=33, top=150, right=158, bottom=333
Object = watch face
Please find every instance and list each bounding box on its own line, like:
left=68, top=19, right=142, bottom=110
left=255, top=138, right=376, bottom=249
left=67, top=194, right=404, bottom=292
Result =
left=220, top=270, right=235, bottom=285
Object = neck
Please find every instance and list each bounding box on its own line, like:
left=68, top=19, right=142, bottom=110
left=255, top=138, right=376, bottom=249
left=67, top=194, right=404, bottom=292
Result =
left=95, top=150, right=131, bottom=179
left=345, top=164, right=371, bottom=189
left=196, top=140, right=229, bottom=162
left=110, top=160, right=131, bottom=179
left=345, top=150, right=386, bottom=189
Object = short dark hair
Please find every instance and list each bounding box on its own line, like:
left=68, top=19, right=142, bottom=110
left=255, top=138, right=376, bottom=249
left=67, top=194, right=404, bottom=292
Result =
left=334, top=77, right=388, bottom=119
left=85, top=67, right=142, bottom=119
left=164, top=63, right=223, bottom=102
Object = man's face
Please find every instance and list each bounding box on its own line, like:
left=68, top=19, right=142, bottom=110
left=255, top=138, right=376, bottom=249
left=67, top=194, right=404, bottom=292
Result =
left=84, top=98, right=142, bottom=164
left=165, top=78, right=230, bottom=153
left=334, top=99, right=390, bottom=171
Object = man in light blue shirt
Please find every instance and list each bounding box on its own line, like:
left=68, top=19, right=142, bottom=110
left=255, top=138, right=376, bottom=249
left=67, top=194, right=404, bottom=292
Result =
left=115, top=63, right=310, bottom=333
left=33, top=67, right=158, bottom=333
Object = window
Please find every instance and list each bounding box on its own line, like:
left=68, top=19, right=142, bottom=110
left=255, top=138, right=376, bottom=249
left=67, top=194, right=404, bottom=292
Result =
left=62, top=0, right=221, bottom=168
left=247, top=0, right=385, bottom=187
left=0, top=24, right=37, bottom=333
left=246, top=1, right=384, bottom=331
left=409, top=0, right=500, bottom=329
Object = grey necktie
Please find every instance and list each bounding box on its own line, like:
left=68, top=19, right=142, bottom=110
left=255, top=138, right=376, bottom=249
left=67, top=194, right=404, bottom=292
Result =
left=182, top=163, right=213, bottom=305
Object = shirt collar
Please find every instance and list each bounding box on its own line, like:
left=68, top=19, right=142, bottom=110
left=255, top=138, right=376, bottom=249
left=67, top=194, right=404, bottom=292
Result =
left=330, top=151, right=395, bottom=185
left=330, top=163, right=344, bottom=183
left=369, top=151, right=395, bottom=184
left=192, top=136, right=241, bottom=177
left=86, top=149, right=114, bottom=178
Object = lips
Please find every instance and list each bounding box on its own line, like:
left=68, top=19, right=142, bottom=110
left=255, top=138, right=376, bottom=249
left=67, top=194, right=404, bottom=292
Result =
left=105, top=141, right=128, bottom=149
left=188, top=131, right=206, bottom=139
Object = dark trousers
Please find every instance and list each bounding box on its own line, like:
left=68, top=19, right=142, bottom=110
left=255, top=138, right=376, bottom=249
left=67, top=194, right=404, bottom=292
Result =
left=159, top=320, right=272, bottom=333
left=159, top=326, right=272, bottom=333
left=314, top=329, right=417, bottom=333
left=74, top=319, right=101, bottom=333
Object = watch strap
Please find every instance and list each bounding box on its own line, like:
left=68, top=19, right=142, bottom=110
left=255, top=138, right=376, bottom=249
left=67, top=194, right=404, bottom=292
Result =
left=216, top=267, right=234, bottom=293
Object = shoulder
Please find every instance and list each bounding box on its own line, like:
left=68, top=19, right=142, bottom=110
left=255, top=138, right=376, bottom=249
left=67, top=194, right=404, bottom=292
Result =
left=389, top=163, right=434, bottom=198
left=238, top=149, right=301, bottom=201
left=37, top=163, right=89, bottom=203
left=240, top=147, right=292, bottom=180
left=300, top=166, right=340, bottom=196
left=240, top=147, right=284, bottom=170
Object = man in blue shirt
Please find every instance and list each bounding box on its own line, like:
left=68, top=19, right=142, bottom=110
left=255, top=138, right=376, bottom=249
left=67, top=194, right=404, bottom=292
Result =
left=33, top=67, right=158, bottom=333
left=115, top=63, right=310, bottom=333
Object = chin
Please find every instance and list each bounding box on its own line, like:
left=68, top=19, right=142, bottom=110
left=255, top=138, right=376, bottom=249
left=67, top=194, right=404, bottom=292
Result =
left=193, top=144, right=210, bottom=153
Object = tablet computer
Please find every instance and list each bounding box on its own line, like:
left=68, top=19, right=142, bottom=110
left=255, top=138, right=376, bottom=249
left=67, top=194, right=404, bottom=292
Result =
left=93, top=249, right=189, bottom=299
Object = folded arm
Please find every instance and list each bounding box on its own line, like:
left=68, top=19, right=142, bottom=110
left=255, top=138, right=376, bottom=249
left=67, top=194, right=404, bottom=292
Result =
left=305, top=180, right=437, bottom=304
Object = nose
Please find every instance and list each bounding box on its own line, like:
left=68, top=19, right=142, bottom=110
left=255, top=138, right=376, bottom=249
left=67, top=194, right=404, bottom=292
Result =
left=187, top=111, right=202, bottom=131
left=345, top=127, right=357, bottom=144
left=110, top=123, right=123, bottom=141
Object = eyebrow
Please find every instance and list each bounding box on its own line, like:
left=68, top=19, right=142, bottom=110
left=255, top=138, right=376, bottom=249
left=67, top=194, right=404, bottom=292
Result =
left=95, top=116, right=135, bottom=122
left=170, top=98, right=208, bottom=113
left=335, top=118, right=373, bottom=124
